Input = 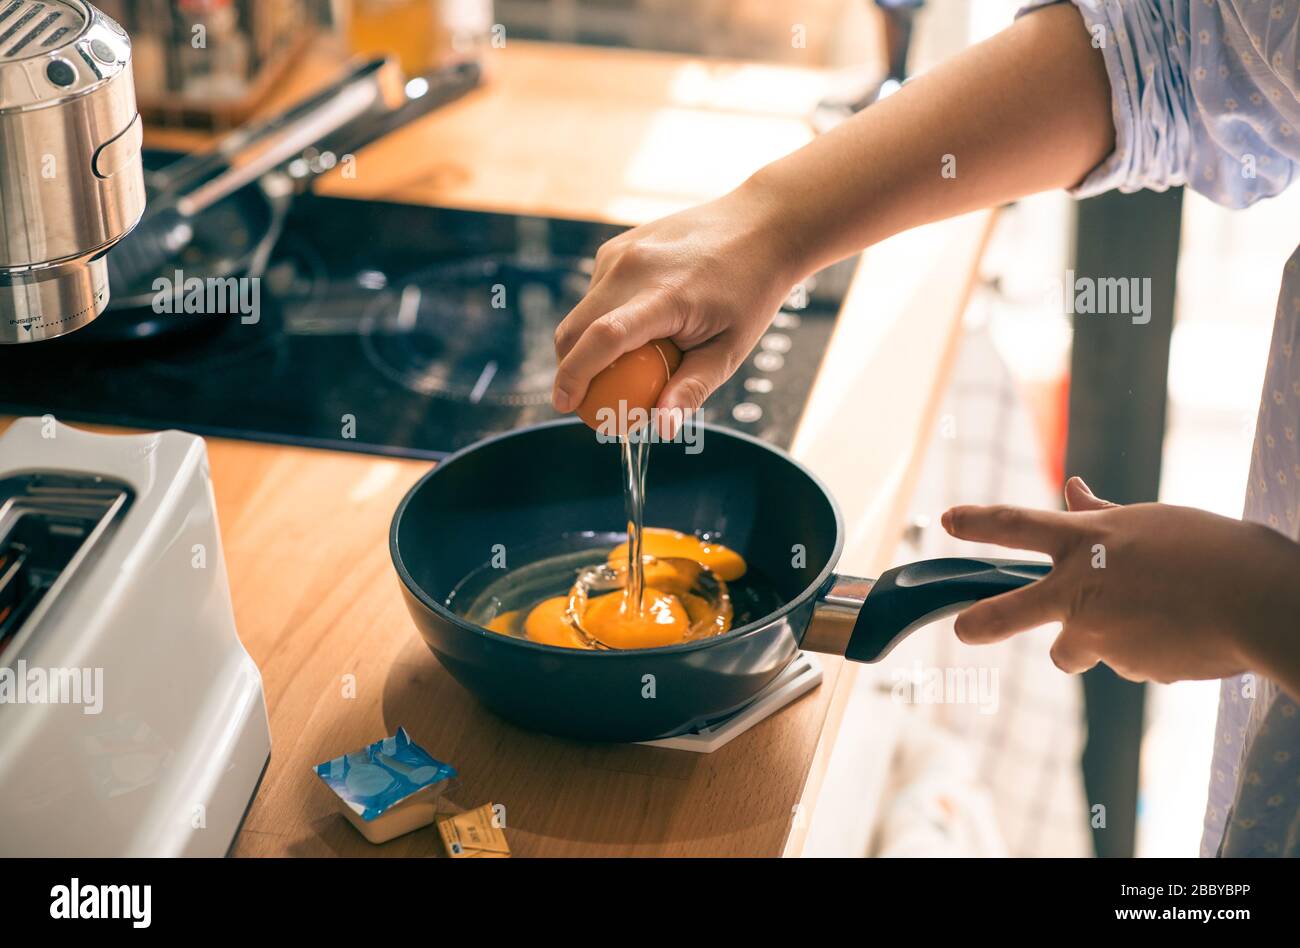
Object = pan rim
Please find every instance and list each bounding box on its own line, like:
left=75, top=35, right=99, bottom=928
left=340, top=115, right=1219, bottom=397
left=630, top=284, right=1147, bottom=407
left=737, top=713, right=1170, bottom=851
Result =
left=389, top=417, right=846, bottom=658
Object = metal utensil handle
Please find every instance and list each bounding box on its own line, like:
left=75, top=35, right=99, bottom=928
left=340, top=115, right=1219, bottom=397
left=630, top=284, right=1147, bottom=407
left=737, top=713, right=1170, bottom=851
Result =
left=148, top=57, right=394, bottom=198
left=176, top=79, right=388, bottom=217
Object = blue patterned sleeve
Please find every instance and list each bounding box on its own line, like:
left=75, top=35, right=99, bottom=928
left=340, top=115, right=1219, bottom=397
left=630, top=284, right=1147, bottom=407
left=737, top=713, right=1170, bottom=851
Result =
left=1017, top=0, right=1299, bottom=208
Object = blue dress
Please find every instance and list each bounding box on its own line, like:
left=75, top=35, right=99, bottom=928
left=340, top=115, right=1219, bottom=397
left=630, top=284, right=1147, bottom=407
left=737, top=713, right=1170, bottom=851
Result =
left=1021, top=0, right=1300, bottom=856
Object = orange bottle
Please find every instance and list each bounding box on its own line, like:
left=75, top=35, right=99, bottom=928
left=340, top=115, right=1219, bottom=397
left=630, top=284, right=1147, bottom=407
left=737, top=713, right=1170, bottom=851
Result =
left=346, top=0, right=447, bottom=75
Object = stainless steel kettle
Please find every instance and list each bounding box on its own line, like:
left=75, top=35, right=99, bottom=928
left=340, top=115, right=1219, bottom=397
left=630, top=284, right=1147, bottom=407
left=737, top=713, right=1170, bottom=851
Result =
left=0, top=0, right=145, bottom=343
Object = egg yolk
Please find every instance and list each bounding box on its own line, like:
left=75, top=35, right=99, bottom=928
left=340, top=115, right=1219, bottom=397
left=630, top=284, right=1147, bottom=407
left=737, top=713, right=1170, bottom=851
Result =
left=486, top=597, right=590, bottom=649
left=608, top=527, right=747, bottom=582
left=523, top=596, right=591, bottom=649
left=581, top=588, right=691, bottom=649
left=491, top=530, right=746, bottom=651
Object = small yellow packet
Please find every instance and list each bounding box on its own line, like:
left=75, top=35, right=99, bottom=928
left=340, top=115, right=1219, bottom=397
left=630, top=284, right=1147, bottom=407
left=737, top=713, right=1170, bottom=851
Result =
left=438, top=803, right=510, bottom=858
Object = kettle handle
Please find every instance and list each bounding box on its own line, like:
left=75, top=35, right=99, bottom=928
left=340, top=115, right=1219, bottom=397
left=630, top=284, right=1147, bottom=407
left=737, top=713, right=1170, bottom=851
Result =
left=843, top=557, right=1052, bottom=663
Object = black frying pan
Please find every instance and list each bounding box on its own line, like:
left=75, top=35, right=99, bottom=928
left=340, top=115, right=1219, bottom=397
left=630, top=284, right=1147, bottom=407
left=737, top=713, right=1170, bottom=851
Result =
left=391, top=419, right=1050, bottom=742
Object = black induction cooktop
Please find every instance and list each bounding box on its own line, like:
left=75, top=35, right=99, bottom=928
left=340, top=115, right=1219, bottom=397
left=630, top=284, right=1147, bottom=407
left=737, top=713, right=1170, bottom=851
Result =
left=0, top=195, right=855, bottom=458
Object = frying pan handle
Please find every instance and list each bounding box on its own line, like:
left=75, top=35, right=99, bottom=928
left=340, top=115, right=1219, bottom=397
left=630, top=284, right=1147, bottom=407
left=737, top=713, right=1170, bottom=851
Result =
left=842, top=557, right=1051, bottom=663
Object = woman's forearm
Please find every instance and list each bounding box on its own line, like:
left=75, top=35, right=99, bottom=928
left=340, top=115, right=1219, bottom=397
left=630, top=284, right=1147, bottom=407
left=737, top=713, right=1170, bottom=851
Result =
left=551, top=5, right=1118, bottom=416
left=747, top=4, right=1115, bottom=279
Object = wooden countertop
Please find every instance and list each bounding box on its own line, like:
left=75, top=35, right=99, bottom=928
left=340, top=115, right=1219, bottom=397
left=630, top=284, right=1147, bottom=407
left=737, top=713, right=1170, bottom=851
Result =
left=39, top=41, right=991, bottom=857
left=148, top=39, right=836, bottom=226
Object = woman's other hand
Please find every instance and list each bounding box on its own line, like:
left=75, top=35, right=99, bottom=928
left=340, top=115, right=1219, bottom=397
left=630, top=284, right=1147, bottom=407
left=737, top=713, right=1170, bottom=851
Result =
left=941, top=477, right=1300, bottom=694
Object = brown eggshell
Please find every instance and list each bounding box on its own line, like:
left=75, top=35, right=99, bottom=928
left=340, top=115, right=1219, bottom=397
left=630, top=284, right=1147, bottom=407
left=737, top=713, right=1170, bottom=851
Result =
left=576, top=338, right=683, bottom=435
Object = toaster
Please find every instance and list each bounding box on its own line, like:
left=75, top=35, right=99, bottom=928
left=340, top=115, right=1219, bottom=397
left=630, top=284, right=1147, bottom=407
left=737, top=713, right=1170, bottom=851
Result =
left=0, top=417, right=270, bottom=856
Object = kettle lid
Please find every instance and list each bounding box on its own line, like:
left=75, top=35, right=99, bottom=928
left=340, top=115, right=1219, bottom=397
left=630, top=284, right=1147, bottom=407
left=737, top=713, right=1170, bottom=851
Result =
left=0, top=1, right=132, bottom=112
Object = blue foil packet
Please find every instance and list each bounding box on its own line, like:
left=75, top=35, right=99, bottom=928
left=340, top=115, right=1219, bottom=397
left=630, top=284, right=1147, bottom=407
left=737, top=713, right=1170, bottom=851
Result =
left=314, top=727, right=457, bottom=821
